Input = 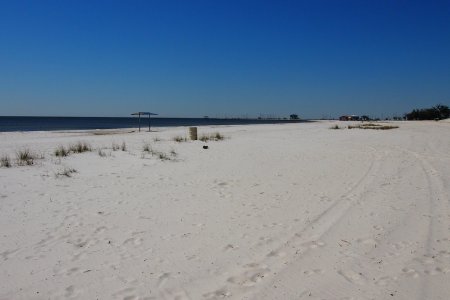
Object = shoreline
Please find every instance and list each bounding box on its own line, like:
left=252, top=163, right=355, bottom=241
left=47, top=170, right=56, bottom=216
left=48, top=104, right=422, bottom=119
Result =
left=0, top=116, right=309, bottom=133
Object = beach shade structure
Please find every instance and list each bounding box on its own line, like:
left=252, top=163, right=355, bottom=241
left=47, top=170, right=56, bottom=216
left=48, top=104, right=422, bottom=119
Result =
left=131, top=112, right=158, bottom=132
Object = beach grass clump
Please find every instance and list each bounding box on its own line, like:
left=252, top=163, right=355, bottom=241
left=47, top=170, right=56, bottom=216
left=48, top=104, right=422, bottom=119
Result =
left=143, top=143, right=159, bottom=156
left=213, top=132, right=225, bottom=141
left=56, top=167, right=77, bottom=178
left=199, top=132, right=226, bottom=142
left=143, top=143, right=151, bottom=153
left=173, top=136, right=187, bottom=143
left=169, top=149, right=177, bottom=157
left=121, top=142, right=127, bottom=151
left=153, top=137, right=161, bottom=142
left=329, top=125, right=341, bottom=130
left=112, top=142, right=120, bottom=151
left=16, top=149, right=36, bottom=166
left=98, top=149, right=107, bottom=157
left=54, top=145, right=70, bottom=157
left=142, top=144, right=172, bottom=161
left=69, top=141, right=92, bottom=153
left=158, top=152, right=170, bottom=161
left=199, top=134, right=210, bottom=142
left=0, top=155, right=11, bottom=168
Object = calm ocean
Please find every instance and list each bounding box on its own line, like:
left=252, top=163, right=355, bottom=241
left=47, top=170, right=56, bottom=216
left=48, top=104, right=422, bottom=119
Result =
left=0, top=116, right=304, bottom=132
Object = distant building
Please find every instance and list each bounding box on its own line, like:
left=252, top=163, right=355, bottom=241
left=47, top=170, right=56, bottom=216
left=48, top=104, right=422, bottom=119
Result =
left=360, top=115, right=370, bottom=121
left=339, top=115, right=360, bottom=121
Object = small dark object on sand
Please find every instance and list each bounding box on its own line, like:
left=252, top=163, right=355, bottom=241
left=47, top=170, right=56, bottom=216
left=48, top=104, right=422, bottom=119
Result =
left=203, top=145, right=208, bottom=149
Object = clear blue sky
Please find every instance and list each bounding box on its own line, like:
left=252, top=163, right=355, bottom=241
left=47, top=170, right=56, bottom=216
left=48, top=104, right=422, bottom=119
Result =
left=1, top=0, right=449, bottom=118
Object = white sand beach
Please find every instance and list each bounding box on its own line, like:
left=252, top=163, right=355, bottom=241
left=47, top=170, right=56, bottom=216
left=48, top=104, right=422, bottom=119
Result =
left=1, top=121, right=450, bottom=300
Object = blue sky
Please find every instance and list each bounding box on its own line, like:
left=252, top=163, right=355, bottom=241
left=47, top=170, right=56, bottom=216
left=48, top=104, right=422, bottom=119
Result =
left=1, top=0, right=449, bottom=118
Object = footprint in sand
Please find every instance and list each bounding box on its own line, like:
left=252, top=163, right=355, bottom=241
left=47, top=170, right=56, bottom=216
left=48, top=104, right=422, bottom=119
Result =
left=203, top=287, right=232, bottom=299
left=375, top=276, right=397, bottom=286
left=301, top=240, right=326, bottom=250
left=65, top=267, right=80, bottom=276
left=401, top=267, right=419, bottom=278
left=64, top=285, right=79, bottom=298
left=337, top=269, right=367, bottom=285
left=94, top=226, right=108, bottom=234
left=112, top=287, right=136, bottom=298
left=0, top=248, right=19, bottom=261
left=303, top=269, right=324, bottom=276
left=157, top=272, right=171, bottom=288
left=391, top=241, right=412, bottom=251
left=226, top=264, right=270, bottom=288
left=424, top=267, right=450, bottom=275
left=123, top=237, right=143, bottom=247
left=373, top=225, right=384, bottom=231
left=266, top=249, right=286, bottom=258
left=223, top=244, right=238, bottom=251
left=159, top=288, right=190, bottom=300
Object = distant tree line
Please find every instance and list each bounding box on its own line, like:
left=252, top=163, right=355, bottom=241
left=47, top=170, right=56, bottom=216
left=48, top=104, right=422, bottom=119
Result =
left=405, top=104, right=450, bottom=120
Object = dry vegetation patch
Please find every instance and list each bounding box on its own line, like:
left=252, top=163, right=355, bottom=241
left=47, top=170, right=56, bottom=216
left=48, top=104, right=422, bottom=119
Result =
left=56, top=167, right=77, bottom=178
left=16, top=149, right=39, bottom=166
left=54, top=145, right=70, bottom=157
left=348, top=123, right=399, bottom=130
left=0, top=155, right=11, bottom=168
left=199, top=132, right=226, bottom=142
left=69, top=141, right=92, bottom=153
left=329, top=125, right=341, bottom=130
left=173, top=136, right=188, bottom=142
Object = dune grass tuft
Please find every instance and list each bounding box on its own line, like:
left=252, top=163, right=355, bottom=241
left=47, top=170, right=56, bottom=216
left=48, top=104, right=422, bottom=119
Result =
left=213, top=132, right=225, bottom=140
left=69, top=141, right=92, bottom=153
left=158, top=152, right=170, bottom=160
left=143, top=143, right=151, bottom=152
left=199, top=132, right=226, bottom=142
left=112, top=143, right=120, bottom=151
left=54, top=145, right=70, bottom=157
left=173, top=136, right=187, bottom=142
left=98, top=149, right=107, bottom=157
left=121, top=142, right=127, bottom=151
left=199, top=135, right=210, bottom=142
left=142, top=144, right=172, bottom=161
left=16, top=149, right=36, bottom=166
left=329, top=125, right=341, bottom=130
left=0, top=155, right=11, bottom=168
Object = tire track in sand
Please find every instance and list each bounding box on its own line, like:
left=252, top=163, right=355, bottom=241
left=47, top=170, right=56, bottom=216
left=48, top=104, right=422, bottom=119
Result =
left=398, top=147, right=450, bottom=300
left=162, top=148, right=385, bottom=300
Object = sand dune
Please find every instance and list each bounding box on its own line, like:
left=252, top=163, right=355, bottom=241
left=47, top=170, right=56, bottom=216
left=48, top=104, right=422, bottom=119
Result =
left=1, top=121, right=449, bottom=299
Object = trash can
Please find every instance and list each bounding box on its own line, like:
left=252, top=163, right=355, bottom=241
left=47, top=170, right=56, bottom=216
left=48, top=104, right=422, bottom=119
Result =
left=189, top=127, right=198, bottom=140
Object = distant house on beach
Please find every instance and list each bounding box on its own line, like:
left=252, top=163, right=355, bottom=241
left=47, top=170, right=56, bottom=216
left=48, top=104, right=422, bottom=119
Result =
left=339, top=115, right=360, bottom=121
